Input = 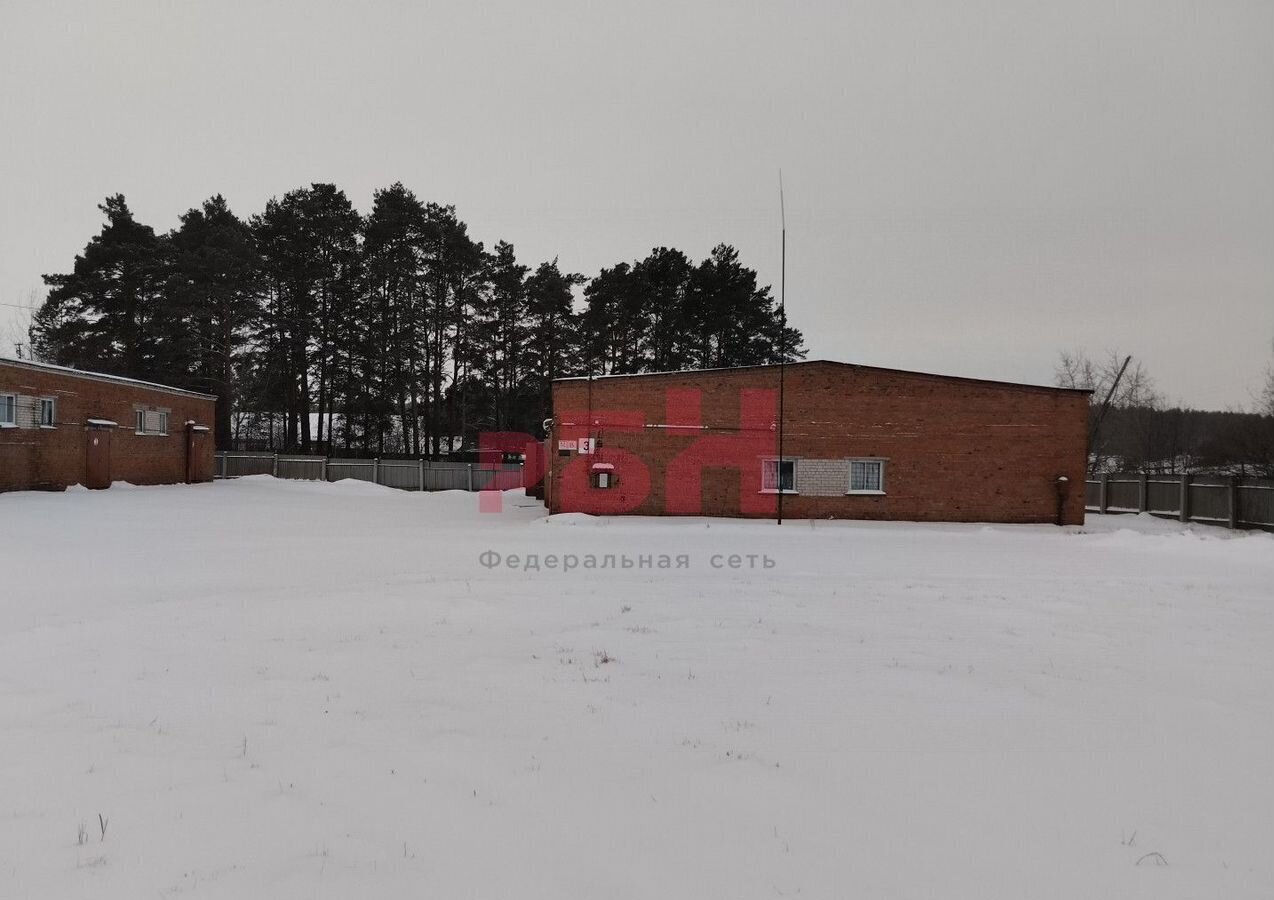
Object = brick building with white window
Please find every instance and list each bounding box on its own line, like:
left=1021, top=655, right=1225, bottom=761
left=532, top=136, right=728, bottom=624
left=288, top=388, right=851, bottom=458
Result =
left=545, top=360, right=1091, bottom=525
left=0, top=358, right=215, bottom=493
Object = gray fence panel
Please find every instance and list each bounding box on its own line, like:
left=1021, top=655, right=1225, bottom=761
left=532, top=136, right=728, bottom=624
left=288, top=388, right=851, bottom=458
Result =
left=1106, top=480, right=1139, bottom=511
left=473, top=464, right=522, bottom=490
left=327, top=460, right=375, bottom=482
left=215, top=453, right=525, bottom=495
left=223, top=454, right=274, bottom=477
left=1239, top=484, right=1274, bottom=527
left=378, top=461, right=421, bottom=490
left=1086, top=474, right=1272, bottom=531
left=1146, top=480, right=1180, bottom=515
left=426, top=464, right=470, bottom=491
left=1189, top=482, right=1230, bottom=522
left=277, top=457, right=325, bottom=480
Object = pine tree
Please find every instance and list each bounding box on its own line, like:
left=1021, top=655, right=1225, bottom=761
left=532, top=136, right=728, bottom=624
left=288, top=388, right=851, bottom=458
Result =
left=167, top=195, right=262, bottom=448
left=34, top=196, right=172, bottom=380
left=443, top=220, right=486, bottom=451
left=580, top=262, right=646, bottom=375
left=631, top=247, right=694, bottom=372
left=524, top=259, right=585, bottom=429
left=579, top=244, right=804, bottom=377
left=473, top=240, right=530, bottom=432
left=690, top=244, right=802, bottom=368
left=414, top=203, right=485, bottom=453
left=252, top=184, right=360, bottom=452
left=363, top=183, right=429, bottom=453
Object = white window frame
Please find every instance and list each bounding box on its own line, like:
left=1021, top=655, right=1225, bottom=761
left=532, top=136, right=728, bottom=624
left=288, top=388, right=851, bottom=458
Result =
left=0, top=393, right=15, bottom=427
left=847, top=458, right=887, bottom=495
left=38, top=397, right=56, bottom=428
left=760, top=457, right=798, bottom=494
left=134, top=407, right=171, bottom=436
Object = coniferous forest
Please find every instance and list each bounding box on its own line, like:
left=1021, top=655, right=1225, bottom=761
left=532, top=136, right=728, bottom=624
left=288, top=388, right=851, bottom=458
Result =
left=31, top=186, right=805, bottom=454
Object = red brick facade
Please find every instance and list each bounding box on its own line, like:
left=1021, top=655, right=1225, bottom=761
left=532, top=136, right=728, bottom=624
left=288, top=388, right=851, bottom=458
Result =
left=0, top=359, right=216, bottom=493
left=547, top=361, right=1090, bottom=525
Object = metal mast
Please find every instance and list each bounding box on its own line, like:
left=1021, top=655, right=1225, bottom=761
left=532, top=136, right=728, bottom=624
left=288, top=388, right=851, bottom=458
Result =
left=777, top=172, right=787, bottom=525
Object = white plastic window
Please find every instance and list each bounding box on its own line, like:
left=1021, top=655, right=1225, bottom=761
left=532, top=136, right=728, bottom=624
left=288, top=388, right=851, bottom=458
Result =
left=849, top=460, right=885, bottom=493
left=136, top=408, right=170, bottom=435
left=762, top=458, right=796, bottom=492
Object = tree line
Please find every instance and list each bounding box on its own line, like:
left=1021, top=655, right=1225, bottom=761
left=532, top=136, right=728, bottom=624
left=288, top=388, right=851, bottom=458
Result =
left=1056, top=349, right=1274, bottom=477
left=31, top=186, right=804, bottom=454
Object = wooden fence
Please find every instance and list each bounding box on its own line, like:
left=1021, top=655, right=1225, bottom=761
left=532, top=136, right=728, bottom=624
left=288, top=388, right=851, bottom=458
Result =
left=215, top=452, right=524, bottom=493
left=1085, top=473, right=1274, bottom=531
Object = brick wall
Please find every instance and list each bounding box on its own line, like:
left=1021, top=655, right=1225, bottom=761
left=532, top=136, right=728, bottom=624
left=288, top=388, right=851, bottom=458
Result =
left=0, top=361, right=216, bottom=493
left=548, top=362, right=1089, bottom=525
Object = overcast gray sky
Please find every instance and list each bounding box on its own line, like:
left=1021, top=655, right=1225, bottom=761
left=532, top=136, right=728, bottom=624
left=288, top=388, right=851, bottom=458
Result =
left=2, top=0, right=1271, bottom=408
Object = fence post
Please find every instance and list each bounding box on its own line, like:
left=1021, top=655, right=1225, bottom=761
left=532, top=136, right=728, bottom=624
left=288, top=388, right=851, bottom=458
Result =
left=1179, top=473, right=1191, bottom=523
left=1099, top=473, right=1109, bottom=514
left=1138, top=473, right=1148, bottom=513
left=321, top=457, right=328, bottom=483
left=272, top=453, right=279, bottom=478
left=218, top=453, right=226, bottom=478
left=1228, top=476, right=1239, bottom=530
left=467, top=463, right=474, bottom=492
left=418, top=457, right=425, bottom=492
left=373, top=458, right=380, bottom=485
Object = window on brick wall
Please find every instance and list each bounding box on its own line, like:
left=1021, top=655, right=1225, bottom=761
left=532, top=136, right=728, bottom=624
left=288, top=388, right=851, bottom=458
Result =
left=761, top=458, right=797, bottom=493
left=591, top=463, right=615, bottom=489
left=0, top=394, right=14, bottom=427
left=848, top=459, right=886, bottom=494
left=38, top=398, right=55, bottom=427
left=135, top=407, right=170, bottom=435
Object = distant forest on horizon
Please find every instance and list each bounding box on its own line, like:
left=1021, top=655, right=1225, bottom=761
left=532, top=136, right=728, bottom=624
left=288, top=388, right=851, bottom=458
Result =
left=29, top=185, right=804, bottom=454
left=1055, top=350, right=1274, bottom=477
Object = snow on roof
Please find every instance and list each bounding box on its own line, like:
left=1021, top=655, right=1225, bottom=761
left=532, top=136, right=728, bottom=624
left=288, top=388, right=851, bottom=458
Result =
left=553, top=359, right=1092, bottom=395
left=86, top=418, right=118, bottom=427
left=590, top=462, right=615, bottom=470
left=0, top=357, right=217, bottom=400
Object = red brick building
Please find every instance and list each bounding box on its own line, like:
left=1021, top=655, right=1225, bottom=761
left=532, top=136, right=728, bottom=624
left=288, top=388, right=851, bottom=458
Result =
left=0, top=358, right=216, bottom=493
left=546, top=361, right=1090, bottom=525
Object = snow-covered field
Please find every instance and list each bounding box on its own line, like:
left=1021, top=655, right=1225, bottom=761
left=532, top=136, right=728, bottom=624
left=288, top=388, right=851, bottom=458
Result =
left=2, top=478, right=1271, bottom=899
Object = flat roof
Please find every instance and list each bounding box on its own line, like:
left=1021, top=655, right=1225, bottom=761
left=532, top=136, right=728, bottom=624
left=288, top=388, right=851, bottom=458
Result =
left=554, top=359, right=1092, bottom=395
left=0, top=357, right=218, bottom=401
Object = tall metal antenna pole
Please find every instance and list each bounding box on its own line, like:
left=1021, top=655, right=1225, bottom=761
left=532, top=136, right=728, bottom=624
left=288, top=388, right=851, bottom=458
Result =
left=1088, top=354, right=1131, bottom=460
left=777, top=171, right=787, bottom=525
